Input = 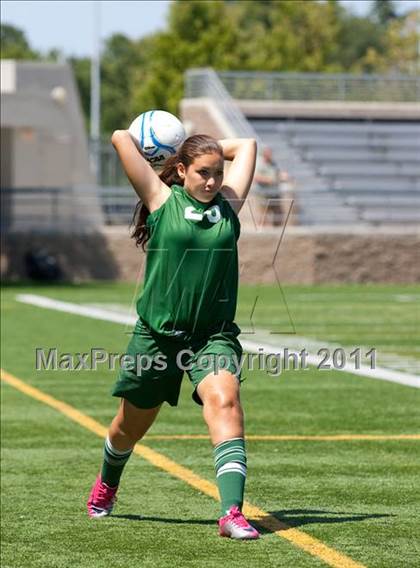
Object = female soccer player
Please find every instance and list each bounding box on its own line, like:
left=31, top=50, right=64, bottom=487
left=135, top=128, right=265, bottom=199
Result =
left=87, top=130, right=259, bottom=539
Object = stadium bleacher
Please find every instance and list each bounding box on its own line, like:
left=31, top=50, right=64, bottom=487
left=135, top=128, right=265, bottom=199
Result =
left=250, top=118, right=420, bottom=226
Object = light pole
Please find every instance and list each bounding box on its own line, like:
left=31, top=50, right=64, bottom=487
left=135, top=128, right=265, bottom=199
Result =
left=90, top=0, right=101, bottom=184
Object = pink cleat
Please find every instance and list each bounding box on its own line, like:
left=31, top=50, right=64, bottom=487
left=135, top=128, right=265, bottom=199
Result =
left=218, top=506, right=260, bottom=540
left=87, top=475, right=118, bottom=518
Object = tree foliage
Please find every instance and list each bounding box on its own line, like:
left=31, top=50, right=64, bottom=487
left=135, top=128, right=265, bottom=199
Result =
left=1, top=23, right=39, bottom=59
left=1, top=0, right=418, bottom=136
left=130, top=0, right=418, bottom=121
left=370, top=0, right=399, bottom=25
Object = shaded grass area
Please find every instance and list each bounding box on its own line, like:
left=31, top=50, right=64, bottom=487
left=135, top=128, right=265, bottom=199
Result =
left=2, top=284, right=420, bottom=567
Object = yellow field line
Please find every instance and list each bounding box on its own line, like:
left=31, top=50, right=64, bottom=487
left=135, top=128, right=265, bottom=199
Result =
left=1, top=368, right=366, bottom=568
left=143, top=434, right=420, bottom=441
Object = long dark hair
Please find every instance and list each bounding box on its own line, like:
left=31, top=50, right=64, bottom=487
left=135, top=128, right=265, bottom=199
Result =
left=131, top=134, right=223, bottom=250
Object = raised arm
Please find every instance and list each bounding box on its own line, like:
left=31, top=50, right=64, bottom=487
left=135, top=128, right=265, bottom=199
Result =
left=111, top=130, right=171, bottom=212
left=219, top=138, right=257, bottom=214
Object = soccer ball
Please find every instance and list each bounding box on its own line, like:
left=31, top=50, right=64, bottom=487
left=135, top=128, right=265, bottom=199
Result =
left=128, top=110, right=186, bottom=169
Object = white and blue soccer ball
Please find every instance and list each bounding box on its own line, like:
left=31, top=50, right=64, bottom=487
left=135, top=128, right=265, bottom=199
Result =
left=128, top=110, right=186, bottom=169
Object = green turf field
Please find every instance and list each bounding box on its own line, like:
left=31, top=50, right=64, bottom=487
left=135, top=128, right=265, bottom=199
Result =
left=1, top=283, right=420, bottom=568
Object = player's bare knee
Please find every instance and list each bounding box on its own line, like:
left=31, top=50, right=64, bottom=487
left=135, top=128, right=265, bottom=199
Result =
left=205, top=391, right=241, bottom=413
left=113, top=421, right=142, bottom=444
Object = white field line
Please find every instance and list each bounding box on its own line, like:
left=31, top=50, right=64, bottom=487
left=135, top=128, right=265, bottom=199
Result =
left=247, top=330, right=420, bottom=375
left=16, top=293, right=420, bottom=389
left=17, top=294, right=137, bottom=326
left=81, top=304, right=420, bottom=375
left=240, top=339, right=420, bottom=388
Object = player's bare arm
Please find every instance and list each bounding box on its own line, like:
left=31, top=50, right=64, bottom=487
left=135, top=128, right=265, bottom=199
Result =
left=219, top=138, right=257, bottom=214
left=111, top=130, right=171, bottom=212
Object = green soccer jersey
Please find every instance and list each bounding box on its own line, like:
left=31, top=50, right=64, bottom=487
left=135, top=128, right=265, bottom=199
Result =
left=137, top=184, right=240, bottom=336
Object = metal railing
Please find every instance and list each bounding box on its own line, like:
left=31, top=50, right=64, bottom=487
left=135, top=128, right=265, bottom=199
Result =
left=3, top=183, right=419, bottom=232
left=185, top=68, right=261, bottom=140
left=92, top=142, right=139, bottom=225
left=99, top=143, right=129, bottom=187
left=186, top=69, right=420, bottom=103
left=0, top=186, right=105, bottom=233
left=99, top=185, right=138, bottom=225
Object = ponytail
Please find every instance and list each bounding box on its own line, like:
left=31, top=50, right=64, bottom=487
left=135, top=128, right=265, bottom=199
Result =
left=130, top=134, right=223, bottom=250
left=131, top=201, right=150, bottom=251
left=159, top=154, right=183, bottom=187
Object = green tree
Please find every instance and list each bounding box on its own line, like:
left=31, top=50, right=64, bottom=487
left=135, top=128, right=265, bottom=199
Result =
left=370, top=0, right=399, bottom=25
left=131, top=1, right=242, bottom=115
left=70, top=33, right=154, bottom=136
left=236, top=0, right=342, bottom=72
left=0, top=23, right=39, bottom=59
left=67, top=0, right=418, bottom=135
left=334, top=9, right=386, bottom=71
left=101, top=33, right=144, bottom=133
left=69, top=56, right=91, bottom=131
left=356, top=9, right=419, bottom=75
left=133, top=0, right=348, bottom=113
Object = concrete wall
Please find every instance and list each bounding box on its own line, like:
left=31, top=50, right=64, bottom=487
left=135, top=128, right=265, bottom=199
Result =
left=180, top=97, right=235, bottom=139
left=1, top=61, right=104, bottom=232
left=181, top=98, right=420, bottom=135
left=2, top=227, right=419, bottom=284
left=1, top=60, right=92, bottom=188
left=236, top=100, right=420, bottom=120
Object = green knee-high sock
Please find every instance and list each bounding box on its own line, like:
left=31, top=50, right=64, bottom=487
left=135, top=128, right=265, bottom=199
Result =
left=214, top=437, right=247, bottom=516
left=101, top=436, right=133, bottom=487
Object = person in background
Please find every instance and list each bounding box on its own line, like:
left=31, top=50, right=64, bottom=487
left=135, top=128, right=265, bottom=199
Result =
left=253, top=146, right=290, bottom=226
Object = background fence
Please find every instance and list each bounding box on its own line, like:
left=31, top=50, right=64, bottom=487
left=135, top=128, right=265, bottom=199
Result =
left=186, top=69, right=420, bottom=102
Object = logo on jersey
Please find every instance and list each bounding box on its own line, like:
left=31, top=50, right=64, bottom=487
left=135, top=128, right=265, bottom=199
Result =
left=184, top=205, right=222, bottom=224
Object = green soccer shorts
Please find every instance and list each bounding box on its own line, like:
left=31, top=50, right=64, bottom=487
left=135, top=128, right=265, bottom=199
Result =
left=111, top=318, right=243, bottom=408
